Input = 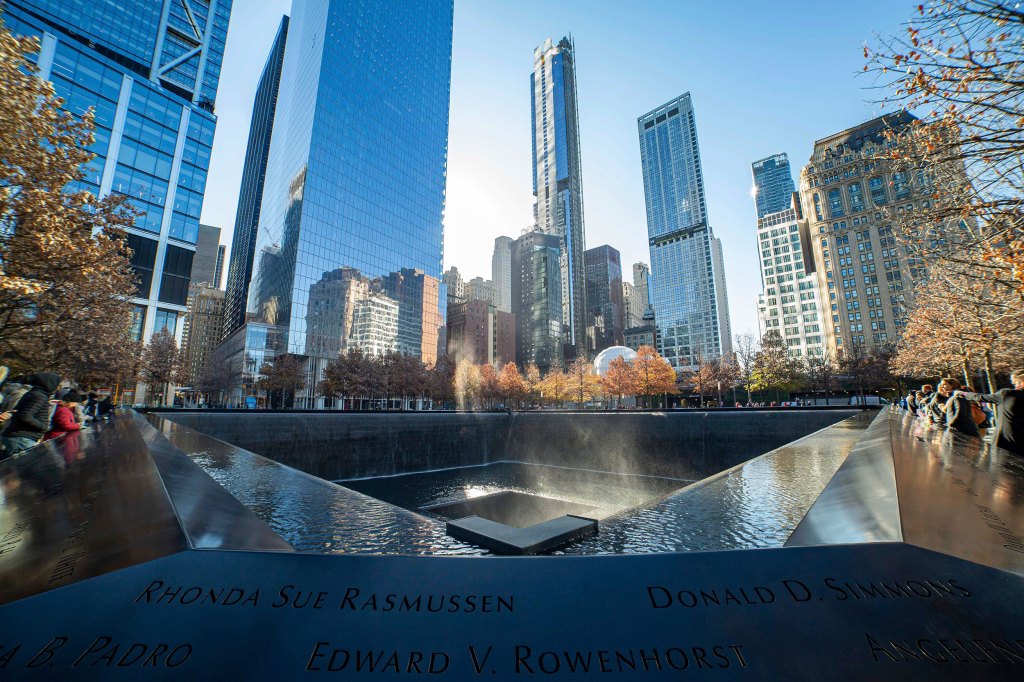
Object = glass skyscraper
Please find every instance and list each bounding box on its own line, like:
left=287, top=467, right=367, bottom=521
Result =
left=511, top=231, right=563, bottom=373
left=223, top=15, right=288, bottom=341
left=638, top=93, right=732, bottom=370
left=2, top=0, right=231, bottom=356
left=584, top=245, right=624, bottom=354
left=751, top=153, right=796, bottom=219
left=237, top=0, right=453, bottom=407
left=531, top=36, right=586, bottom=360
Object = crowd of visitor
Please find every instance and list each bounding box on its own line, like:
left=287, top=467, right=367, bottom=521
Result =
left=0, top=367, right=114, bottom=459
left=901, top=370, right=1023, bottom=457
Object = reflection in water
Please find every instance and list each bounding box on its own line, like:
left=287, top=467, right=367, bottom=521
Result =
left=339, top=462, right=685, bottom=522
left=158, top=413, right=872, bottom=556
left=559, top=415, right=871, bottom=554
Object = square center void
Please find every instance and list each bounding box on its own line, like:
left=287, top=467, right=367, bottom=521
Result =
left=421, top=491, right=598, bottom=528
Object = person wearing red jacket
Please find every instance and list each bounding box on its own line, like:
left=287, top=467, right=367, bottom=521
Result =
left=44, top=390, right=83, bottom=441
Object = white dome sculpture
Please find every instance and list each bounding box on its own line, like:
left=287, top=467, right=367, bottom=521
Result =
left=592, top=346, right=638, bottom=376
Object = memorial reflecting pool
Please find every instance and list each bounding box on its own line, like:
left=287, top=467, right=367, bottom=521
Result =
left=151, top=409, right=868, bottom=555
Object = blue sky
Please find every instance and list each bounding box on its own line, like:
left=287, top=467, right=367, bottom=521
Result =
left=203, top=0, right=919, bottom=337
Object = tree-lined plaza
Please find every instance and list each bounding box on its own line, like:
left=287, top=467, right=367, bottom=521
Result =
left=1, top=2, right=1022, bottom=410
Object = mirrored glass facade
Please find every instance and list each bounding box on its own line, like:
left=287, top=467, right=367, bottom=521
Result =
left=4, top=1, right=230, bottom=350
left=638, top=93, right=732, bottom=370
left=511, top=231, right=563, bottom=373
left=751, top=153, right=796, bottom=219
left=584, top=245, right=624, bottom=354
left=223, top=15, right=288, bottom=341
left=531, top=37, right=586, bottom=360
left=244, top=0, right=453, bottom=404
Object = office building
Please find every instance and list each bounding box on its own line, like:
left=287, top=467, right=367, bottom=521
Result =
left=633, top=262, right=652, bottom=310
left=443, top=267, right=465, bottom=303
left=751, top=153, right=796, bottom=219
left=191, top=223, right=222, bottom=286
left=755, top=196, right=824, bottom=358
left=465, top=277, right=495, bottom=306
left=181, top=283, right=225, bottom=387
left=584, top=245, right=624, bottom=354
left=511, top=230, right=563, bottom=373
left=492, top=236, right=513, bottom=313
left=798, top=112, right=925, bottom=354
left=624, top=321, right=656, bottom=352
left=214, top=244, right=225, bottom=289
left=224, top=0, right=453, bottom=407
left=223, top=15, right=288, bottom=338
left=3, top=0, right=232, bottom=354
left=622, top=281, right=644, bottom=329
left=637, top=93, right=732, bottom=371
left=446, top=299, right=515, bottom=367
left=531, top=37, right=586, bottom=359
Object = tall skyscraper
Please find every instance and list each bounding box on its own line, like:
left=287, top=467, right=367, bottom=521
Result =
left=492, top=236, right=513, bottom=313
left=2, top=0, right=232, bottom=351
left=799, top=112, right=924, bottom=354
left=751, top=153, right=796, bottom=219
left=191, top=223, right=222, bottom=286
left=531, top=37, right=586, bottom=360
left=230, top=0, right=453, bottom=407
left=223, top=15, right=288, bottom=340
left=511, top=230, right=563, bottom=373
left=638, top=93, right=732, bottom=371
left=584, top=245, right=624, bottom=354
left=214, top=244, right=226, bottom=290
left=632, top=262, right=652, bottom=313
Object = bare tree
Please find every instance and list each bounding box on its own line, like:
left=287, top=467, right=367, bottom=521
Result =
left=804, top=350, right=838, bottom=404
left=750, top=330, right=804, bottom=403
left=257, top=353, right=307, bottom=409
left=195, top=358, right=234, bottom=406
left=141, top=329, right=184, bottom=406
left=734, top=332, right=760, bottom=404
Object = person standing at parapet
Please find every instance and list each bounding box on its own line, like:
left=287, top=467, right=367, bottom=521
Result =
left=941, top=378, right=980, bottom=439
left=0, top=373, right=62, bottom=456
left=956, top=370, right=1024, bottom=457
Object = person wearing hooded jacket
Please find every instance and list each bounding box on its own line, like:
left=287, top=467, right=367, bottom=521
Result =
left=0, top=372, right=61, bottom=456
left=45, top=390, right=83, bottom=441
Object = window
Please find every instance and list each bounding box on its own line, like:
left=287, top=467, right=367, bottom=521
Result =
left=130, top=306, right=146, bottom=342
left=893, top=172, right=910, bottom=199
left=158, top=245, right=194, bottom=306
left=153, top=309, right=178, bottom=336
left=847, top=183, right=864, bottom=212
left=869, top=177, right=887, bottom=205
left=813, top=194, right=823, bottom=221
left=126, top=233, right=158, bottom=298
left=828, top=189, right=844, bottom=218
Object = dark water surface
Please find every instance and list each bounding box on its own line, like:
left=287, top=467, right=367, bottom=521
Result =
left=339, top=462, right=688, bottom=521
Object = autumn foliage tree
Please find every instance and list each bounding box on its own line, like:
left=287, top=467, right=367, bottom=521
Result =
left=0, top=23, right=138, bottom=375
left=564, top=357, right=601, bottom=405
left=891, top=264, right=1024, bottom=389
left=497, top=362, right=528, bottom=408
left=632, top=345, right=677, bottom=408
left=601, top=356, right=637, bottom=406
left=865, top=1, right=1024, bottom=296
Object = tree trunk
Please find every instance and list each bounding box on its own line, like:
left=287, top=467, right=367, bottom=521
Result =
left=983, top=348, right=996, bottom=394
